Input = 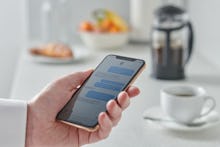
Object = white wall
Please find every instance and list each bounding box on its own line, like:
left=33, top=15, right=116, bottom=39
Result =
left=0, top=1, right=26, bottom=97
left=188, top=0, right=220, bottom=68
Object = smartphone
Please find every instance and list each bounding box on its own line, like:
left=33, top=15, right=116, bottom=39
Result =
left=56, top=54, right=146, bottom=132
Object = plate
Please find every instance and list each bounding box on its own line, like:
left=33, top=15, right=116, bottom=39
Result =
left=28, top=45, right=90, bottom=64
left=143, top=106, right=220, bottom=132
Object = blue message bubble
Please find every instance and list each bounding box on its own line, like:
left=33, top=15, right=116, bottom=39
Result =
left=101, top=79, right=124, bottom=86
left=94, top=82, right=121, bottom=91
left=108, top=66, right=134, bottom=76
left=86, top=91, right=115, bottom=101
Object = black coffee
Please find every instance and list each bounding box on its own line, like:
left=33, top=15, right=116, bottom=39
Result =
left=174, top=93, right=195, bottom=97
left=151, top=44, right=185, bottom=79
left=152, top=46, right=183, bottom=66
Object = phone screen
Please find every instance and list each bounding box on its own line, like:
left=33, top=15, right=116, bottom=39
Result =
left=57, top=55, right=145, bottom=128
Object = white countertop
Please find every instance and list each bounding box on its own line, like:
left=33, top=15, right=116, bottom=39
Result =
left=11, top=44, right=220, bottom=147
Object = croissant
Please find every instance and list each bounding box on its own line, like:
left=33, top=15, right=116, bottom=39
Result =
left=30, top=43, right=73, bottom=58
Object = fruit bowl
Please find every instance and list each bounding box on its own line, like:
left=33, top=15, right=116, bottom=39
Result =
left=79, top=9, right=129, bottom=49
left=79, top=32, right=129, bottom=50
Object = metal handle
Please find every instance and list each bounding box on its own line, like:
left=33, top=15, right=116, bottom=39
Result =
left=186, top=21, right=194, bottom=63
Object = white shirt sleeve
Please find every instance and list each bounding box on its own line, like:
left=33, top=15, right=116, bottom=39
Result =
left=0, top=98, right=27, bottom=147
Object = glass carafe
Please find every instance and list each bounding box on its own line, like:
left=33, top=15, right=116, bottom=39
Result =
left=151, top=5, right=193, bottom=80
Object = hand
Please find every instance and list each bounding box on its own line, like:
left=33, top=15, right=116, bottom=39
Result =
left=26, top=70, right=140, bottom=147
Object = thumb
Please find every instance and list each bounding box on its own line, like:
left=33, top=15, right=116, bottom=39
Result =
left=58, top=69, right=93, bottom=90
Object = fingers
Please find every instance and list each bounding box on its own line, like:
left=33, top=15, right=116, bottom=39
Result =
left=91, top=97, right=129, bottom=143
left=106, top=100, right=122, bottom=126
left=117, top=91, right=130, bottom=110
left=89, top=87, right=140, bottom=143
left=106, top=89, right=135, bottom=126
left=105, top=87, right=140, bottom=127
left=126, top=86, right=140, bottom=98
left=97, top=112, right=112, bottom=140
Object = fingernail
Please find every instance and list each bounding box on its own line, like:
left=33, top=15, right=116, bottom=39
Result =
left=101, top=112, right=106, bottom=118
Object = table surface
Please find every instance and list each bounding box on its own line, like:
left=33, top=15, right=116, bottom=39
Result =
left=11, top=44, right=220, bottom=147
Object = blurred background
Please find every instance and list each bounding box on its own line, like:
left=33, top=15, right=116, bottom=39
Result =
left=0, top=0, right=220, bottom=97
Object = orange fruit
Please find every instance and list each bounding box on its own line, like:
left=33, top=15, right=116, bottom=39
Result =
left=100, top=19, right=114, bottom=31
left=79, top=21, right=94, bottom=32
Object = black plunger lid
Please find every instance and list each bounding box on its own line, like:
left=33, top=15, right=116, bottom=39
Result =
left=155, top=5, right=185, bottom=19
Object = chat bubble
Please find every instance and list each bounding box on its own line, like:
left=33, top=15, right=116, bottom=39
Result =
left=94, top=82, right=121, bottom=91
left=100, top=79, right=124, bottom=86
left=86, top=91, right=115, bottom=101
left=108, top=66, right=134, bottom=76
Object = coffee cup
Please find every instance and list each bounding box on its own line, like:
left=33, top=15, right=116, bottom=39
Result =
left=160, top=85, right=216, bottom=124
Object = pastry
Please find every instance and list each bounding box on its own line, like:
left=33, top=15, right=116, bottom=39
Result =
left=30, top=43, right=73, bottom=58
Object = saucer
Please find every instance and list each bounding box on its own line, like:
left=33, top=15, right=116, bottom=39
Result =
left=143, top=106, right=220, bottom=132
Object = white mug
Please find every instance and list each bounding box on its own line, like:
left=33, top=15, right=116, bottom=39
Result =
left=160, top=85, right=216, bottom=124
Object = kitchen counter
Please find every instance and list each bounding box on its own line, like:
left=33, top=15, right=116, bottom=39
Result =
left=10, top=44, right=220, bottom=147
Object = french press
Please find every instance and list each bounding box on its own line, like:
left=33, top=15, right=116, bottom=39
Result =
left=151, top=5, right=194, bottom=80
